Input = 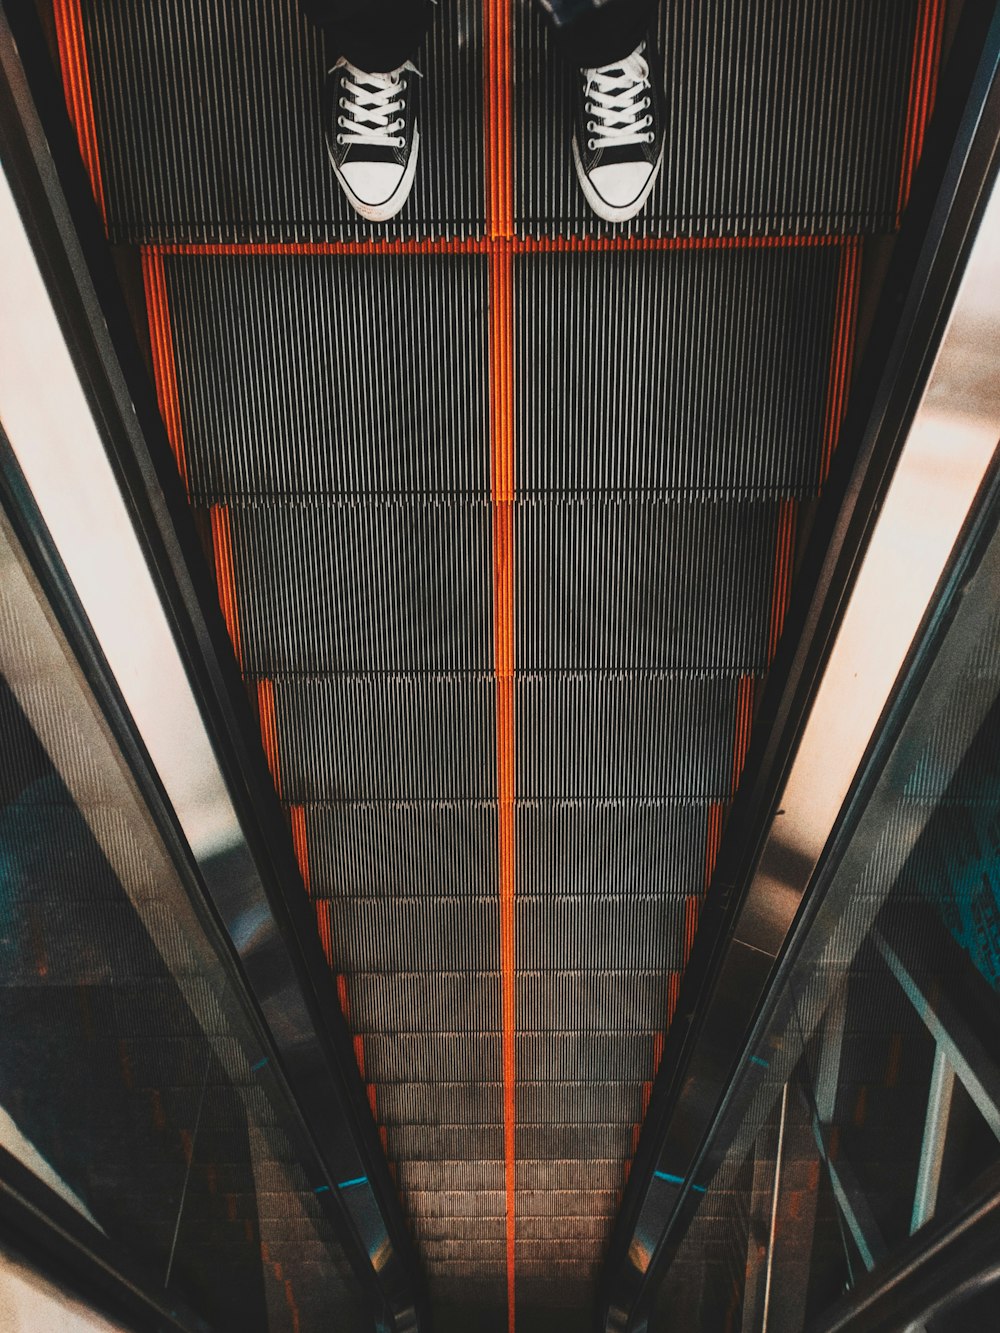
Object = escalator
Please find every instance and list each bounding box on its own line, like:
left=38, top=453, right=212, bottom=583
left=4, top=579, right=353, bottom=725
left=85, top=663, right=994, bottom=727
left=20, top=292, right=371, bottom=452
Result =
left=2, top=1, right=1000, bottom=1330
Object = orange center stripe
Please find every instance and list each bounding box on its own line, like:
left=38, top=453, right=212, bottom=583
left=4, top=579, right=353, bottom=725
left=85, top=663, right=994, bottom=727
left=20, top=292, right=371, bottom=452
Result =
left=484, top=0, right=516, bottom=1327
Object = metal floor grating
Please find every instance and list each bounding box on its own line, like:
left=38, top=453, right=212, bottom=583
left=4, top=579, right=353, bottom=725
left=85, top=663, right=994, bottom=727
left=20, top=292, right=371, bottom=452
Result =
left=48, top=0, right=949, bottom=1325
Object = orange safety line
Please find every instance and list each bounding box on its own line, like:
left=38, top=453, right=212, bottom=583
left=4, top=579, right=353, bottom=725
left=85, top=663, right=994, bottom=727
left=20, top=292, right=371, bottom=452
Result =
left=896, top=0, right=946, bottom=222
left=682, top=895, right=700, bottom=967
left=353, top=1033, right=367, bottom=1080
left=731, top=675, right=756, bottom=796
left=665, top=972, right=681, bottom=1029
left=141, top=275, right=315, bottom=943
left=316, top=903, right=335, bottom=967
left=157, top=238, right=491, bottom=257
left=289, top=805, right=311, bottom=894
left=156, top=233, right=850, bottom=259
left=819, top=239, right=863, bottom=485
left=51, top=0, right=108, bottom=227
left=766, top=498, right=798, bottom=665
left=323, top=955, right=396, bottom=1182
left=484, top=0, right=516, bottom=1325
left=209, top=504, right=243, bottom=667
left=284, top=1280, right=301, bottom=1333
left=514, top=233, right=845, bottom=253
left=704, top=800, right=726, bottom=892
left=336, top=971, right=351, bottom=1019
left=139, top=248, right=190, bottom=488
left=627, top=967, right=680, bottom=1187
left=640, top=1080, right=653, bottom=1117
left=256, top=678, right=282, bottom=794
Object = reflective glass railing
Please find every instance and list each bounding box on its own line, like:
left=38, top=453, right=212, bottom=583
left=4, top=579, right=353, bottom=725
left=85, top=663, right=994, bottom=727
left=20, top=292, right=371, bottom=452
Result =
left=650, top=464, right=1000, bottom=1331
left=0, top=479, right=368, bottom=1331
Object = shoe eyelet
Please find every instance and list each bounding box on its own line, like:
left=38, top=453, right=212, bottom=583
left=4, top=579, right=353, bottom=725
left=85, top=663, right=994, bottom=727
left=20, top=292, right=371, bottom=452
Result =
left=336, top=134, right=344, bottom=145
left=644, top=114, right=652, bottom=127
left=643, top=97, right=650, bottom=108
left=395, top=136, right=405, bottom=148
left=645, top=131, right=654, bottom=143
left=587, top=119, right=596, bottom=132
left=337, top=114, right=346, bottom=127
left=587, top=138, right=596, bottom=151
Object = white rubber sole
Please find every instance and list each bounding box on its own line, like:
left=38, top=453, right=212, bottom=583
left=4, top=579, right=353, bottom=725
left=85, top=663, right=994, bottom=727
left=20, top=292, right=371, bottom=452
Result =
left=331, top=125, right=420, bottom=223
left=571, top=134, right=663, bottom=223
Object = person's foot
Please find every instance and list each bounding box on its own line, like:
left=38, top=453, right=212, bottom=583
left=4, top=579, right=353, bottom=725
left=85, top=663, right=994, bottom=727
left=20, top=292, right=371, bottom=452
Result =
left=572, top=39, right=664, bottom=223
left=325, top=58, right=420, bottom=222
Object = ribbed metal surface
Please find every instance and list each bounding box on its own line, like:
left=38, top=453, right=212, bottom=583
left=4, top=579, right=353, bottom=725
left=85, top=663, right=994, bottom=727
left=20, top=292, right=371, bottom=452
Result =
left=80, top=0, right=484, bottom=243
left=167, top=255, right=489, bottom=500
left=157, top=235, right=841, bottom=1316
left=516, top=500, right=779, bottom=669
left=516, top=0, right=919, bottom=238
left=519, top=800, right=704, bottom=900
left=274, top=676, right=496, bottom=800
left=517, top=674, right=736, bottom=797
left=227, top=502, right=492, bottom=673
left=51, top=0, right=945, bottom=1318
left=515, top=249, right=840, bottom=497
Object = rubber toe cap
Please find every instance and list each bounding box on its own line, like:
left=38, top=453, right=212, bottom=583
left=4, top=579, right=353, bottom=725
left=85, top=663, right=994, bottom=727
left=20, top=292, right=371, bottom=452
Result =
left=588, top=161, right=656, bottom=209
left=339, top=160, right=406, bottom=207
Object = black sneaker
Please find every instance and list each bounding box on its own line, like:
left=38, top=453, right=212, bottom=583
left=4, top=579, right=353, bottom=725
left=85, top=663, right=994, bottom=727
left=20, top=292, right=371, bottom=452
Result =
left=572, top=39, right=664, bottom=223
left=325, top=58, right=420, bottom=222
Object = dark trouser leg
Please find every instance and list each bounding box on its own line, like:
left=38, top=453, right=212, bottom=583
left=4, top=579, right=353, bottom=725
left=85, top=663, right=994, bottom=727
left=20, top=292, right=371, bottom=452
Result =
left=540, top=0, right=659, bottom=68
left=301, top=0, right=432, bottom=73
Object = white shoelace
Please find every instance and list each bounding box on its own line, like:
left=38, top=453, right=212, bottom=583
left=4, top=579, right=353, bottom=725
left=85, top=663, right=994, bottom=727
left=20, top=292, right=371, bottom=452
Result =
left=583, top=47, right=654, bottom=152
left=335, top=61, right=417, bottom=150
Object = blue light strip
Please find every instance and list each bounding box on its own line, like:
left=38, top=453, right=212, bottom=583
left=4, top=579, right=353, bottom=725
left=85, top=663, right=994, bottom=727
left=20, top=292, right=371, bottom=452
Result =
left=653, top=1170, right=707, bottom=1194
left=337, top=1175, right=368, bottom=1190
left=749, top=1054, right=769, bottom=1069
